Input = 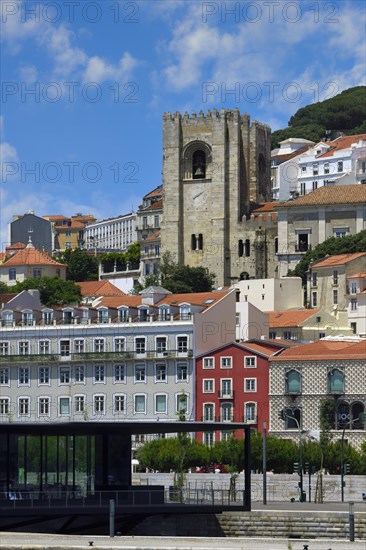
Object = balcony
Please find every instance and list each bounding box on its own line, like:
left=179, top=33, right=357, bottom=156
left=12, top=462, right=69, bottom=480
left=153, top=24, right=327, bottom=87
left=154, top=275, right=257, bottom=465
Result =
left=218, top=390, right=235, bottom=399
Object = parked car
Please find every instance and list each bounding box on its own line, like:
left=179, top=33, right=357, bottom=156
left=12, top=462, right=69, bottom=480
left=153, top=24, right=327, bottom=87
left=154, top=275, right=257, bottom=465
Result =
left=196, top=464, right=228, bottom=474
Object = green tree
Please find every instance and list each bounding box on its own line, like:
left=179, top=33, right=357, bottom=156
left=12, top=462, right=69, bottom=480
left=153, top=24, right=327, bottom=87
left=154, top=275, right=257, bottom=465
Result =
left=13, top=277, right=81, bottom=306
left=0, top=281, right=10, bottom=294
left=59, top=248, right=99, bottom=281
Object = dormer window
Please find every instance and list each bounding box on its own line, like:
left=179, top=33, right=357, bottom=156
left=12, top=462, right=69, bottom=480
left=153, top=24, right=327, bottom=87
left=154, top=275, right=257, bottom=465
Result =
left=22, top=310, right=33, bottom=326
left=180, top=304, right=191, bottom=320
left=118, top=308, right=129, bottom=322
left=159, top=306, right=170, bottom=321
left=138, top=307, right=149, bottom=322
left=2, top=311, right=13, bottom=327
left=98, top=308, right=109, bottom=323
left=63, top=309, right=74, bottom=324
left=42, top=310, right=53, bottom=325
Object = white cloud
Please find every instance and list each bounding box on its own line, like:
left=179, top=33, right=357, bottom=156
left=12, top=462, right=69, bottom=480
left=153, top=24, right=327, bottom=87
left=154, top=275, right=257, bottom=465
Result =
left=18, top=64, right=38, bottom=83
left=83, top=52, right=139, bottom=83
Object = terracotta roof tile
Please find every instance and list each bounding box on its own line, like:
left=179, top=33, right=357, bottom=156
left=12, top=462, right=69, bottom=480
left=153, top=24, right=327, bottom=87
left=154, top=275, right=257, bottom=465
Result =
left=317, top=134, right=366, bottom=158
left=143, top=185, right=163, bottom=199
left=1, top=245, right=65, bottom=267
left=0, top=293, right=18, bottom=305
left=6, top=242, right=26, bottom=251
left=279, top=185, right=366, bottom=207
left=270, top=339, right=366, bottom=361
left=311, top=253, right=366, bottom=268
left=347, top=272, right=366, bottom=279
left=98, top=296, right=142, bottom=308
left=76, top=281, right=126, bottom=297
left=141, top=231, right=160, bottom=242
left=142, top=199, right=163, bottom=211
left=252, top=202, right=283, bottom=213
left=269, top=309, right=320, bottom=328
left=271, top=144, right=314, bottom=162
left=155, top=291, right=229, bottom=308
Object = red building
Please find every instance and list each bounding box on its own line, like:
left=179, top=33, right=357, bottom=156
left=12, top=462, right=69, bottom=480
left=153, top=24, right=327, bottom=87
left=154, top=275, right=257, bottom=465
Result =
left=195, top=340, right=288, bottom=445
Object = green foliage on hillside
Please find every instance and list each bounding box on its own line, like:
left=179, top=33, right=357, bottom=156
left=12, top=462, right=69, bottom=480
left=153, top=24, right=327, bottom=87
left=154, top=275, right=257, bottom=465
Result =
left=100, top=243, right=141, bottom=272
left=272, top=86, right=366, bottom=148
left=288, top=230, right=366, bottom=285
left=57, top=248, right=99, bottom=281
left=12, top=276, right=81, bottom=306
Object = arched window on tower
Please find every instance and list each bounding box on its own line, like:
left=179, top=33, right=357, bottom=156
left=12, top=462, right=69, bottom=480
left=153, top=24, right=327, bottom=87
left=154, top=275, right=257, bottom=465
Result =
left=192, top=150, right=206, bottom=179
left=238, top=240, right=244, bottom=257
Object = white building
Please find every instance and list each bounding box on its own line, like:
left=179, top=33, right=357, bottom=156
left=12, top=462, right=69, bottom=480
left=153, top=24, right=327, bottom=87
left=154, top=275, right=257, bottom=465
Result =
left=346, top=272, right=366, bottom=338
left=234, top=277, right=304, bottom=312
left=84, top=212, right=137, bottom=252
left=271, top=138, right=315, bottom=201
left=295, top=134, right=366, bottom=197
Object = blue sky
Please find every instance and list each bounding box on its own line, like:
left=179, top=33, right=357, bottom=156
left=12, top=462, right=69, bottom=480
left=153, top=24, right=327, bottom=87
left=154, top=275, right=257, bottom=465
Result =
left=1, top=0, right=365, bottom=250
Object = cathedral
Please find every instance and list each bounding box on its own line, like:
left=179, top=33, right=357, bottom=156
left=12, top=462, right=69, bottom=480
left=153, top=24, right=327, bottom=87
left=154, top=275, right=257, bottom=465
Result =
left=160, top=108, right=277, bottom=287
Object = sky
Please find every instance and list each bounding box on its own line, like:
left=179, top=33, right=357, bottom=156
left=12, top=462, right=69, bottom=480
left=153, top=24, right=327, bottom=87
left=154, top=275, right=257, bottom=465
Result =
left=1, top=0, right=365, bottom=250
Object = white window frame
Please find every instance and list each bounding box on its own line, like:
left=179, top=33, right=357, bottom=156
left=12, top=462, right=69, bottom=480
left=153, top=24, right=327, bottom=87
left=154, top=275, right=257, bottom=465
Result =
left=220, top=356, right=232, bottom=369
left=203, top=402, right=215, bottom=421
left=221, top=402, right=233, bottom=422
left=18, top=367, right=30, bottom=387
left=59, top=365, right=71, bottom=385
left=18, top=341, right=30, bottom=355
left=244, top=378, right=257, bottom=392
left=114, top=364, right=126, bottom=384
left=176, top=392, right=189, bottom=414
left=203, top=379, right=214, bottom=393
left=74, top=394, right=85, bottom=414
left=134, top=393, right=147, bottom=414
left=0, top=367, right=10, bottom=386
left=113, top=393, right=126, bottom=414
left=155, top=336, right=167, bottom=354
left=244, top=356, right=257, bottom=369
left=94, top=337, right=105, bottom=353
left=154, top=393, right=168, bottom=415
left=74, top=339, right=85, bottom=354
left=203, top=432, right=214, bottom=446
left=203, top=357, right=215, bottom=369
left=0, top=397, right=10, bottom=415
left=38, top=366, right=50, bottom=386
left=18, top=396, right=30, bottom=417
left=220, top=378, right=233, bottom=397
left=93, top=394, right=106, bottom=415
left=59, top=396, right=71, bottom=416
left=0, top=342, right=9, bottom=355
left=155, top=363, right=167, bottom=383
left=134, top=363, right=146, bottom=383
left=176, top=362, right=188, bottom=382
left=38, top=396, right=51, bottom=417
left=74, top=365, right=85, bottom=384
left=39, top=340, right=50, bottom=355
left=114, top=337, right=126, bottom=353
left=60, top=339, right=71, bottom=356
left=176, top=335, right=188, bottom=354
left=135, top=336, right=146, bottom=355
left=94, top=364, right=106, bottom=384
left=244, top=401, right=257, bottom=423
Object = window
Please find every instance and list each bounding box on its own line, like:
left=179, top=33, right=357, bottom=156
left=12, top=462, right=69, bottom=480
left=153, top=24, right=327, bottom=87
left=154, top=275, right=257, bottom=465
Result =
left=177, top=363, right=188, bottom=381
left=285, top=370, right=301, bottom=394
left=335, top=230, right=347, bottom=238
left=312, top=291, right=317, bottom=307
left=324, top=162, right=330, bottom=174
left=114, top=338, right=125, bottom=352
left=350, top=282, right=357, bottom=295
left=333, top=270, right=338, bottom=285
left=39, top=367, right=50, bottom=385
left=245, top=239, right=250, bottom=257
left=22, top=311, right=33, bottom=326
left=94, top=365, right=105, bottom=383
left=238, top=240, right=244, bottom=257
left=74, top=339, right=84, bottom=354
left=0, top=367, right=9, bottom=385
left=134, top=394, right=146, bottom=414
left=204, top=432, right=214, bottom=446
left=18, top=367, right=29, bottom=385
left=244, top=402, right=256, bottom=422
left=118, top=308, right=129, bottom=322
left=114, top=394, right=125, bottom=414
left=74, top=365, right=85, bottom=383
left=9, top=268, right=16, bottom=281
left=179, top=304, right=191, bottom=320
left=39, top=340, right=50, bottom=355
left=156, top=337, right=167, bottom=353
left=328, top=368, right=344, bottom=393
left=220, top=357, right=232, bottom=369
left=33, top=268, right=42, bottom=278
left=60, top=340, right=70, bottom=356
left=244, top=356, right=257, bottom=368
left=42, top=311, right=53, bottom=325
left=312, top=181, right=318, bottom=190
left=154, top=215, right=160, bottom=228
left=59, top=366, right=70, bottom=384
left=203, top=403, right=214, bottom=421
left=192, top=149, right=206, bottom=179
left=221, top=403, right=233, bottom=422
left=300, top=182, right=306, bottom=195
left=312, top=272, right=318, bottom=286
left=158, top=307, right=170, bottom=320
left=94, top=338, right=105, bottom=353
left=0, top=397, right=10, bottom=415
left=135, top=364, right=146, bottom=382
left=244, top=378, right=256, bottom=392
left=220, top=379, right=232, bottom=397
left=19, top=397, right=29, bottom=416
left=19, top=341, right=29, bottom=355
left=38, top=397, right=50, bottom=416
left=312, top=163, right=318, bottom=175
left=0, top=342, right=9, bottom=355
left=74, top=395, right=85, bottom=413
left=59, top=397, right=70, bottom=415
left=333, top=289, right=338, bottom=306
left=351, top=299, right=357, bottom=311
left=177, top=393, right=187, bottom=413
left=297, top=233, right=309, bottom=252
left=177, top=336, right=188, bottom=353
left=284, top=408, right=301, bottom=429
left=155, top=363, right=166, bottom=382
left=155, top=394, right=167, bottom=414
left=350, top=322, right=357, bottom=334
left=142, top=216, right=148, bottom=229
left=94, top=395, right=105, bottom=414
left=203, top=379, right=214, bottom=393
left=337, top=161, right=343, bottom=172
left=135, top=337, right=146, bottom=354
left=114, top=364, right=125, bottom=383
left=203, top=357, right=214, bottom=369
left=98, top=309, right=108, bottom=323
left=269, top=331, right=276, bottom=339
left=138, top=308, right=149, bottom=322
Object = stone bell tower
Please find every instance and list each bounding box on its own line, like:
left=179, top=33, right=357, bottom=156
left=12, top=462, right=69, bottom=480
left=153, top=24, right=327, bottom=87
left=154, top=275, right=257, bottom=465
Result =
left=161, top=108, right=271, bottom=287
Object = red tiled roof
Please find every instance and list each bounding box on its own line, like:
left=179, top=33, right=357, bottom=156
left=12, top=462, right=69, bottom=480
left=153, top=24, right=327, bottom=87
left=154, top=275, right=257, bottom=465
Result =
left=98, top=290, right=230, bottom=310
left=271, top=144, right=314, bottom=162
left=142, top=199, right=163, bottom=211
left=279, top=185, right=366, bottom=207
left=0, top=293, right=17, bottom=305
left=311, top=253, right=366, bottom=269
left=252, top=202, right=283, bottom=213
left=143, top=185, right=163, bottom=199
left=1, top=245, right=65, bottom=267
left=317, top=134, right=366, bottom=158
left=76, top=281, right=126, bottom=297
left=269, top=309, right=320, bottom=328
left=6, top=242, right=26, bottom=251
left=347, top=272, right=366, bottom=279
left=270, top=339, right=366, bottom=361
left=141, top=231, right=160, bottom=242
left=98, top=296, right=142, bottom=308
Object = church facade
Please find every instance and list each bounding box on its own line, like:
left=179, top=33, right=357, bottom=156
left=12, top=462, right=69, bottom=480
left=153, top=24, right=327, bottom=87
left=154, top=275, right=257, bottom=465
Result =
left=160, top=109, right=274, bottom=287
